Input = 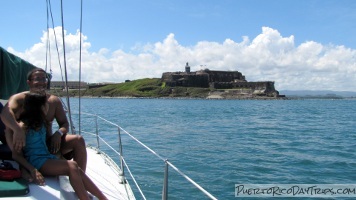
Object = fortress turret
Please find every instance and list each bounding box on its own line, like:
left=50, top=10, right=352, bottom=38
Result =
left=185, top=62, right=190, bottom=73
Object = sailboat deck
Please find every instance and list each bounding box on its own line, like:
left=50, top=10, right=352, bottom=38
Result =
left=85, top=147, right=135, bottom=200
left=0, top=147, right=135, bottom=200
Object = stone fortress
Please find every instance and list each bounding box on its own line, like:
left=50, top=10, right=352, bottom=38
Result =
left=161, top=63, right=283, bottom=98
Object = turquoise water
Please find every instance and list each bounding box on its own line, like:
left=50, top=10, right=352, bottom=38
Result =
left=69, top=98, right=356, bottom=199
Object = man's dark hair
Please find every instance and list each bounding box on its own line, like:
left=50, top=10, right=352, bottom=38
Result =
left=26, top=68, right=46, bottom=81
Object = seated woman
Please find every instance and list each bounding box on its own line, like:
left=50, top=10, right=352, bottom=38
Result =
left=5, top=92, right=107, bottom=200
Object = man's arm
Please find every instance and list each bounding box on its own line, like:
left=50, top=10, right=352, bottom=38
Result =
left=0, top=93, right=26, bottom=152
left=48, top=95, right=69, bottom=154
left=53, top=96, right=69, bottom=135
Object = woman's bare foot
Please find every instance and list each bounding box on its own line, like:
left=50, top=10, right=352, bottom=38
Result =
left=31, top=169, right=45, bottom=186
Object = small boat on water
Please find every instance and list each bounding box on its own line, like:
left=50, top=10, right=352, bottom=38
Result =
left=0, top=1, right=217, bottom=199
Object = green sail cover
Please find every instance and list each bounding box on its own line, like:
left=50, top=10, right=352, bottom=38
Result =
left=0, top=46, right=37, bottom=100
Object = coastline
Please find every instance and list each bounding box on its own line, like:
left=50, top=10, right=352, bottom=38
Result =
left=60, top=95, right=356, bottom=100
left=63, top=95, right=289, bottom=100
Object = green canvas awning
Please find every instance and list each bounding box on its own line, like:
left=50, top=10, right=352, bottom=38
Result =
left=0, top=47, right=37, bottom=100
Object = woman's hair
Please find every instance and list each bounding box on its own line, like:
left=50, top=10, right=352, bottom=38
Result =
left=18, top=92, right=48, bottom=131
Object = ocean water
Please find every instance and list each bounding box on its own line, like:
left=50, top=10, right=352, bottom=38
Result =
left=68, top=98, right=356, bottom=199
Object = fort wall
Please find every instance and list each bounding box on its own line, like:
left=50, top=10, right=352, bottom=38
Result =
left=161, top=63, right=282, bottom=97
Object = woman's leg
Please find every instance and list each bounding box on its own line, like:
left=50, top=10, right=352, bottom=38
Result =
left=40, top=159, right=107, bottom=200
left=40, top=159, right=89, bottom=200
left=79, top=169, right=107, bottom=200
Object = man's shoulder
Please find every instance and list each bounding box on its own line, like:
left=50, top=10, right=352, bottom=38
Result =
left=12, top=91, right=28, bottom=98
left=7, top=91, right=28, bottom=104
left=47, top=94, right=62, bottom=105
left=48, top=94, right=60, bottom=101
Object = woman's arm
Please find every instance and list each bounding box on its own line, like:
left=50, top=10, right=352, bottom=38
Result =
left=12, top=150, right=46, bottom=186
left=5, top=128, right=45, bottom=185
left=11, top=150, right=35, bottom=174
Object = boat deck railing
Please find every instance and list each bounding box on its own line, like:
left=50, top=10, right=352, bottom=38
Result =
left=73, top=112, right=217, bottom=200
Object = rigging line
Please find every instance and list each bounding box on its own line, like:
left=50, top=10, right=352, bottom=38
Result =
left=45, top=0, right=49, bottom=72
left=60, top=0, right=75, bottom=134
left=46, top=0, right=53, bottom=81
left=47, top=0, right=69, bottom=119
left=47, top=0, right=65, bottom=84
left=78, top=0, right=83, bottom=135
left=45, top=0, right=53, bottom=90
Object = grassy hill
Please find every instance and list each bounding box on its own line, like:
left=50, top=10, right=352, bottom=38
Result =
left=54, top=79, right=351, bottom=99
left=51, top=78, right=211, bottom=98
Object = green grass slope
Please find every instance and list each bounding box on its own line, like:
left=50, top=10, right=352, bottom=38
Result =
left=51, top=78, right=211, bottom=98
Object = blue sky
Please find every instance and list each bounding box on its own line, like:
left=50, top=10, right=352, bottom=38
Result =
left=1, top=0, right=356, bottom=91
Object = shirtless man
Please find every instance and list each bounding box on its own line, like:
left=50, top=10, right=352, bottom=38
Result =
left=0, top=68, right=87, bottom=177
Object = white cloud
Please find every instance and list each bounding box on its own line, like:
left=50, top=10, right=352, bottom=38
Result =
left=7, top=26, right=356, bottom=91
